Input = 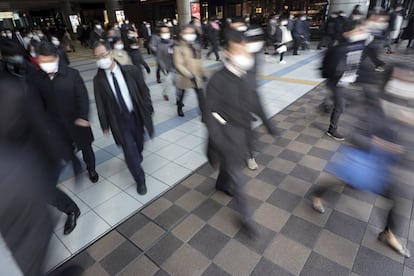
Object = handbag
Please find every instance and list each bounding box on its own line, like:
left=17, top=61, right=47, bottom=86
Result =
left=276, top=45, right=287, bottom=54
left=324, top=145, right=398, bottom=194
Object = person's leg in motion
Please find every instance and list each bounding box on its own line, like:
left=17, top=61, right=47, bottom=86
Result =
left=326, top=80, right=345, bottom=140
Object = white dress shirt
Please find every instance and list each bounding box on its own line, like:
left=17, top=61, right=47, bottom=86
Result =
left=105, top=63, right=134, bottom=112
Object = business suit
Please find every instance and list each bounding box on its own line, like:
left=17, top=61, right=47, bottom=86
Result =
left=93, top=63, right=154, bottom=189
left=27, top=61, right=96, bottom=174
left=205, top=67, right=252, bottom=221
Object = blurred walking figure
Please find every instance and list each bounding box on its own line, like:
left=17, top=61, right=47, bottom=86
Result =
left=274, top=17, right=293, bottom=64
left=112, top=37, right=133, bottom=65
left=206, top=17, right=222, bottom=61
left=312, top=64, right=414, bottom=258
left=127, top=37, right=151, bottom=79
left=51, top=36, right=70, bottom=65
left=204, top=27, right=261, bottom=236
left=386, top=4, right=405, bottom=54
left=401, top=15, right=414, bottom=48
left=140, top=21, right=152, bottom=54
left=174, top=24, right=207, bottom=117
left=155, top=26, right=175, bottom=101
left=27, top=41, right=89, bottom=235
left=362, top=14, right=389, bottom=72
left=292, top=14, right=310, bottom=55
left=243, top=24, right=278, bottom=170
left=321, top=25, right=368, bottom=141
left=93, top=41, right=154, bottom=195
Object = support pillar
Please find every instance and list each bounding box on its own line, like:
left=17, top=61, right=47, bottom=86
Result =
left=62, top=0, right=72, bottom=30
left=177, top=0, right=191, bottom=26
left=105, top=0, right=122, bottom=25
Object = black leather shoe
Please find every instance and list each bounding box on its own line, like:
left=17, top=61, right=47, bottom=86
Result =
left=177, top=106, right=184, bottom=117
left=64, top=209, right=80, bottom=235
left=88, top=170, right=99, bottom=183
left=137, top=183, right=147, bottom=195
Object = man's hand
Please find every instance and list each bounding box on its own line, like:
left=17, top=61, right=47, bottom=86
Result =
left=103, top=129, right=110, bottom=137
left=146, top=66, right=151, bottom=74
left=74, top=118, right=90, bottom=127
left=202, top=75, right=208, bottom=82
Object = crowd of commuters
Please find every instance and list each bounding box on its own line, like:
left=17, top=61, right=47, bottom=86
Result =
left=1, top=4, right=414, bottom=274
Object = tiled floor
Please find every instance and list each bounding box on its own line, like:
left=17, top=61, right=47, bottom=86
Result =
left=34, top=42, right=328, bottom=272
left=55, top=77, right=414, bottom=276
left=46, top=45, right=414, bottom=275
left=1, top=42, right=414, bottom=275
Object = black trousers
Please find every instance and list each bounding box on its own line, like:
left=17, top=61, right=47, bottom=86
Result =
left=362, top=46, right=385, bottom=67
left=207, top=40, right=220, bottom=60
left=327, top=80, right=345, bottom=132
left=80, top=144, right=95, bottom=172
left=156, top=63, right=161, bottom=82
left=119, top=112, right=145, bottom=186
left=48, top=160, right=80, bottom=215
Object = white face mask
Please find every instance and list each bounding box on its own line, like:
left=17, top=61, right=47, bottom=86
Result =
left=27, top=33, right=33, bottom=38
left=160, top=33, right=171, bottom=40
left=114, top=43, right=124, bottom=50
left=130, top=45, right=139, bottom=49
left=182, top=33, right=197, bottom=42
left=30, top=51, right=37, bottom=57
left=96, top=25, right=102, bottom=30
left=39, top=61, right=58, bottom=74
left=6, top=33, right=12, bottom=38
left=52, top=40, right=60, bottom=47
left=231, top=55, right=254, bottom=71
left=96, top=56, right=113, bottom=70
left=246, top=41, right=265, bottom=53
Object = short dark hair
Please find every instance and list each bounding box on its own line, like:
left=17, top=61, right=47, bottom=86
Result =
left=92, top=40, right=112, bottom=51
left=38, top=41, right=58, bottom=57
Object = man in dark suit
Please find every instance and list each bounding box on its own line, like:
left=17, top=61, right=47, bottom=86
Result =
left=28, top=42, right=98, bottom=183
left=140, top=21, right=152, bottom=54
left=205, top=27, right=263, bottom=237
left=93, top=41, right=154, bottom=195
left=26, top=42, right=98, bottom=235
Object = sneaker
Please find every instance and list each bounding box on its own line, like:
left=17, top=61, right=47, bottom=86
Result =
left=325, top=130, right=345, bottom=141
left=247, top=158, right=258, bottom=170
left=279, top=60, right=286, bottom=64
left=375, top=66, right=385, bottom=72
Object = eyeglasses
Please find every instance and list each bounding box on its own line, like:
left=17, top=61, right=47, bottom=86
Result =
left=94, top=51, right=112, bottom=60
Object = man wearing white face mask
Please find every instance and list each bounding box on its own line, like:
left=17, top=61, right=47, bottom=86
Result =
left=93, top=41, right=154, bottom=195
left=156, top=26, right=175, bottom=101
left=204, top=27, right=269, bottom=237
left=112, top=38, right=133, bottom=65
left=51, top=36, right=70, bottom=65
left=27, top=42, right=98, bottom=235
left=173, top=24, right=207, bottom=117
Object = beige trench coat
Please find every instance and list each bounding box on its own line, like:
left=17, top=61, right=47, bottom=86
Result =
left=173, top=41, right=205, bottom=90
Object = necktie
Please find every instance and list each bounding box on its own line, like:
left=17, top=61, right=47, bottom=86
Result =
left=111, top=72, right=129, bottom=114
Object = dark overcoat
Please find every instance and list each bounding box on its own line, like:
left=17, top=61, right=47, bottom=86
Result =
left=93, top=63, right=154, bottom=146
left=27, top=61, right=93, bottom=148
